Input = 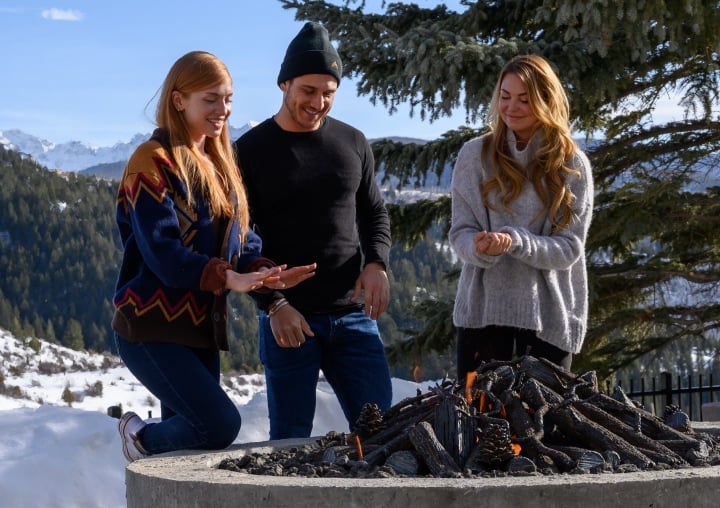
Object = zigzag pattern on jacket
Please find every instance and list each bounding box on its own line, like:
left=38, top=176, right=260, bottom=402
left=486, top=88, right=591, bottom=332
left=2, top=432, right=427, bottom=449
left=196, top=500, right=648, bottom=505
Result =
left=117, top=155, right=173, bottom=210
left=114, top=287, right=208, bottom=326
left=117, top=154, right=199, bottom=247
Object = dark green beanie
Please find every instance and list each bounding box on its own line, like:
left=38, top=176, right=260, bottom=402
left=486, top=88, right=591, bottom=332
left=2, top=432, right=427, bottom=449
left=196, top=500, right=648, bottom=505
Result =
left=277, top=22, right=342, bottom=85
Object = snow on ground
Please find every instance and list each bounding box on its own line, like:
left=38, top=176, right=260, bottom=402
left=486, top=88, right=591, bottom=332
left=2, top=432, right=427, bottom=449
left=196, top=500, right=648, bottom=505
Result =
left=0, top=328, right=436, bottom=507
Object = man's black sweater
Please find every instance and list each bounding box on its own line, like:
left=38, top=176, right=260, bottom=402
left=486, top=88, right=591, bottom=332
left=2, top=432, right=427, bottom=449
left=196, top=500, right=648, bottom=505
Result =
left=234, top=116, right=391, bottom=314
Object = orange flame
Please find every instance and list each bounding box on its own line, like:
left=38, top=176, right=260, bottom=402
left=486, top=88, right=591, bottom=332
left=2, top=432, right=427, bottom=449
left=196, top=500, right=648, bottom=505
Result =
left=499, top=403, right=507, bottom=419
left=354, top=434, right=364, bottom=461
left=464, top=371, right=477, bottom=405
left=509, top=430, right=522, bottom=456
left=479, top=391, right=489, bottom=412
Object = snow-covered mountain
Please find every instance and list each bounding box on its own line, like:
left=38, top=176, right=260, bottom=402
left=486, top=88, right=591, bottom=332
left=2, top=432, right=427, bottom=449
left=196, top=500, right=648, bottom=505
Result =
left=0, top=124, right=257, bottom=173
left=0, top=129, right=145, bottom=172
left=0, top=124, right=453, bottom=189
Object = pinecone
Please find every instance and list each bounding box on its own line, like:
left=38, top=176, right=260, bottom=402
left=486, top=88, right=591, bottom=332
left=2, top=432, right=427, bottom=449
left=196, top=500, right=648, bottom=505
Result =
left=477, top=422, right=515, bottom=468
left=354, top=403, right=384, bottom=437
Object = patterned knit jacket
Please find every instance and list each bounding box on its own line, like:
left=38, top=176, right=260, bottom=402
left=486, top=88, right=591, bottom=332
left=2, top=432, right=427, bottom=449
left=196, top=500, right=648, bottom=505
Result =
left=112, top=131, right=272, bottom=350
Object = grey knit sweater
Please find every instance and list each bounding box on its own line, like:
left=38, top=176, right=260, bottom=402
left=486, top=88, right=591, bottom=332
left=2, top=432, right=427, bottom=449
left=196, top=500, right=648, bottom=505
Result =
left=449, top=130, right=594, bottom=354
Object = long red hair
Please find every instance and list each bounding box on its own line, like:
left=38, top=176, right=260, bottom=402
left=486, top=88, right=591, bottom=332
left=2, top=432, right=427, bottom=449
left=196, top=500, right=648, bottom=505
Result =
left=155, top=51, right=249, bottom=237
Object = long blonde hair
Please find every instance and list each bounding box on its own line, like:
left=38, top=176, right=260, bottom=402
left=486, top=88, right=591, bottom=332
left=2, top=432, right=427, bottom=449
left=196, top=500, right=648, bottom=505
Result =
left=155, top=51, right=249, bottom=237
left=482, top=54, right=580, bottom=230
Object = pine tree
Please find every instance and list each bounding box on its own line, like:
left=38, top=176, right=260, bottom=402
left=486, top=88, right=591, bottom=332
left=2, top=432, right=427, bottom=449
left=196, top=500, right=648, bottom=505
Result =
left=280, top=0, right=720, bottom=379
left=62, top=319, right=84, bottom=351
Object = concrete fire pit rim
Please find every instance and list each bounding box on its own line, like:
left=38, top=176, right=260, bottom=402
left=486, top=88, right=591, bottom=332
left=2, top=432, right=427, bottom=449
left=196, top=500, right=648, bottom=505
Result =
left=126, top=430, right=720, bottom=488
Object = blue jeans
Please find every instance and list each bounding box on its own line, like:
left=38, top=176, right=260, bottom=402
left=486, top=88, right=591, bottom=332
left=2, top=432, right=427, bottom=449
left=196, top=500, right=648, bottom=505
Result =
left=259, top=309, right=393, bottom=439
left=115, top=334, right=241, bottom=455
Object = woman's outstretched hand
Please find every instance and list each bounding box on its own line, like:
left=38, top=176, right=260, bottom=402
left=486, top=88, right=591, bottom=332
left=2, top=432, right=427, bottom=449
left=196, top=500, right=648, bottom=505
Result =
left=263, top=263, right=316, bottom=290
left=224, top=263, right=316, bottom=293
left=225, top=266, right=282, bottom=292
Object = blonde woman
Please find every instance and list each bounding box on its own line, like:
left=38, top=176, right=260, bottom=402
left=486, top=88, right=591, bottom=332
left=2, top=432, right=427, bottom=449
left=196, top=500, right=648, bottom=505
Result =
left=112, top=51, right=315, bottom=461
left=450, top=54, right=594, bottom=379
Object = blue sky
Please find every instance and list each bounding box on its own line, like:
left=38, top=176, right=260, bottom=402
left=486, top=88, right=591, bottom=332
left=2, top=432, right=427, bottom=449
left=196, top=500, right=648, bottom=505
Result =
left=0, top=0, right=469, bottom=147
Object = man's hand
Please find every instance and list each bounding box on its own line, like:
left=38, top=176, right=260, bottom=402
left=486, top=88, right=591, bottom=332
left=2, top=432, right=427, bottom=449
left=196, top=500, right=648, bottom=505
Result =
left=270, top=303, right=314, bottom=348
left=352, top=262, right=389, bottom=320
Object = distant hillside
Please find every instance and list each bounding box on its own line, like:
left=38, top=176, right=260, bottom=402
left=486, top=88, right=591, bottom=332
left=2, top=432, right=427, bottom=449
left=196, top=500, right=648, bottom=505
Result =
left=369, top=136, right=428, bottom=145
left=0, top=145, right=120, bottom=352
left=79, top=161, right=126, bottom=179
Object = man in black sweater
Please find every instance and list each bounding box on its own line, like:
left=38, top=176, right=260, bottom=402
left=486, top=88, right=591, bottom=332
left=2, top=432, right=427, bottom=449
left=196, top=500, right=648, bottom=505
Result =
left=234, top=22, right=393, bottom=439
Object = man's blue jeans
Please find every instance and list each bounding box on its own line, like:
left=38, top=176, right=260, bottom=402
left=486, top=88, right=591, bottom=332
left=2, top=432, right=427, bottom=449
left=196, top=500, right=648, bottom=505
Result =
left=259, top=309, right=393, bottom=440
left=115, top=334, right=241, bottom=454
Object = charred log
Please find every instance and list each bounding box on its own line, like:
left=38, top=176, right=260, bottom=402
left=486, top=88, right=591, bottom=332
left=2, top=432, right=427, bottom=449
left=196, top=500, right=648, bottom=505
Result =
left=363, top=428, right=413, bottom=467
left=584, top=392, right=699, bottom=441
left=546, top=403, right=656, bottom=468
left=434, top=392, right=475, bottom=467
left=571, top=399, right=685, bottom=466
left=408, top=421, right=461, bottom=476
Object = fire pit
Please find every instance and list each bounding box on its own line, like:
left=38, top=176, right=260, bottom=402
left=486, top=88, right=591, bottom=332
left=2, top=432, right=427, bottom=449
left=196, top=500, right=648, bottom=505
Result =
left=126, top=357, right=720, bottom=507
left=219, top=356, right=720, bottom=477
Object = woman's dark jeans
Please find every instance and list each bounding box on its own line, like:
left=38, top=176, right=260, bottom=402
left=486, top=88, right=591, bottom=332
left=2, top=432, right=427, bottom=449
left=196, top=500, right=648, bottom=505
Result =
left=456, top=325, right=572, bottom=380
left=115, top=334, right=241, bottom=455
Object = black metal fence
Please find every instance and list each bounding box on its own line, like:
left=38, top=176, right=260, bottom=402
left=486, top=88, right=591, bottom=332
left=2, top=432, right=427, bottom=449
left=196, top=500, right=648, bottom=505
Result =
left=606, top=372, right=720, bottom=421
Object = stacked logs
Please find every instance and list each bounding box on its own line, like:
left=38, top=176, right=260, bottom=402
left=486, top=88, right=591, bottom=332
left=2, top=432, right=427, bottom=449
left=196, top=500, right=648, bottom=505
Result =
left=219, top=356, right=719, bottom=478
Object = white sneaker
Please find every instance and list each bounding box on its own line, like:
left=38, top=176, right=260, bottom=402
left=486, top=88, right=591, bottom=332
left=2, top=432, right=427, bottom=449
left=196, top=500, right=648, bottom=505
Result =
left=118, top=412, right=149, bottom=462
